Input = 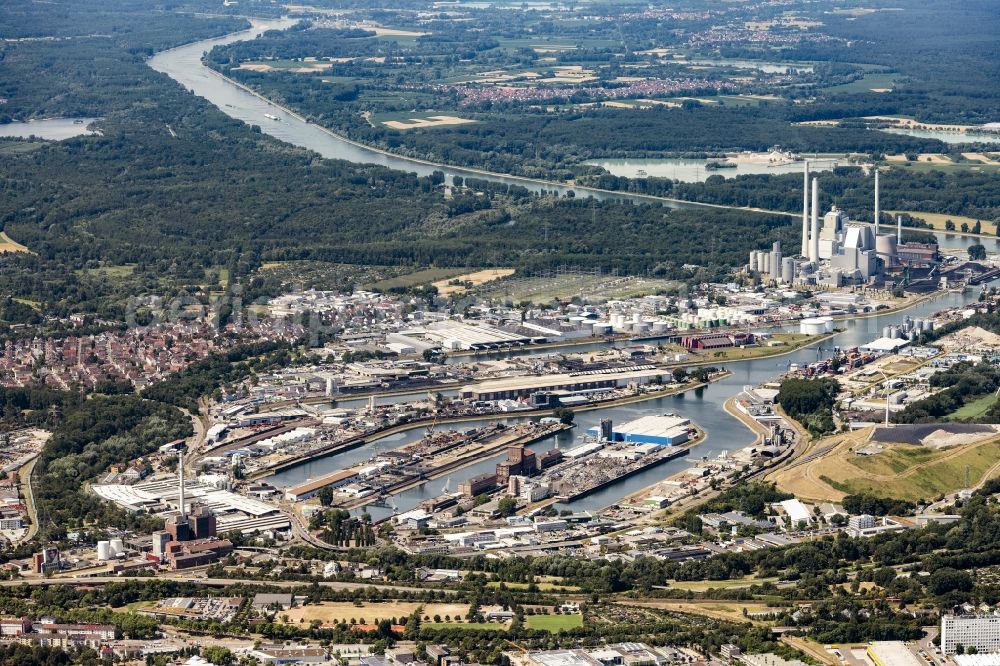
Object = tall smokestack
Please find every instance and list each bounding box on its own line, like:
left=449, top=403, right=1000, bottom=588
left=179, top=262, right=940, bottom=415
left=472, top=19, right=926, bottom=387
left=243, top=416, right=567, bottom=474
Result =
left=897, top=214, right=902, bottom=244
left=874, top=169, right=880, bottom=236
left=178, top=449, right=186, bottom=520
left=801, top=160, right=810, bottom=257
left=810, top=177, right=820, bottom=262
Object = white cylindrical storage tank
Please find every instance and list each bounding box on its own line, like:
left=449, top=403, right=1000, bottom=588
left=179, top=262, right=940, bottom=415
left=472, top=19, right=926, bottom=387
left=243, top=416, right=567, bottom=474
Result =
left=651, top=322, right=668, bottom=334
left=781, top=257, right=796, bottom=283
left=882, top=326, right=892, bottom=339
left=593, top=323, right=612, bottom=336
left=110, top=538, right=124, bottom=556
left=800, top=317, right=829, bottom=336
left=97, top=541, right=111, bottom=561
left=633, top=323, right=649, bottom=334
left=632, top=312, right=641, bottom=323
left=763, top=253, right=771, bottom=275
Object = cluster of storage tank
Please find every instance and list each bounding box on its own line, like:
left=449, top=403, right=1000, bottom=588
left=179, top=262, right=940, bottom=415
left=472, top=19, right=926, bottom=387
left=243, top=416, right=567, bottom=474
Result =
left=749, top=243, right=798, bottom=283
left=883, top=317, right=934, bottom=341
left=585, top=312, right=670, bottom=335
left=97, top=538, right=126, bottom=561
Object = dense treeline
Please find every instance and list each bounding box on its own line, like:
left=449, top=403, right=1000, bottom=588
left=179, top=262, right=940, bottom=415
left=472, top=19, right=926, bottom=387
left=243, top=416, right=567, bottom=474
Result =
left=33, top=395, right=192, bottom=537
left=0, top=0, right=246, bottom=74
left=776, top=377, right=839, bottom=435
left=892, top=361, right=1000, bottom=423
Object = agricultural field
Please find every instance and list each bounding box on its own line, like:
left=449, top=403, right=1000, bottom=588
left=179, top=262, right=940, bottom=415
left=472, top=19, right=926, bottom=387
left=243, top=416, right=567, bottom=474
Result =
left=474, top=272, right=679, bottom=305
left=485, top=580, right=580, bottom=592
left=281, top=601, right=469, bottom=625
left=524, top=613, right=583, bottom=631
left=769, top=428, right=1000, bottom=502
left=886, top=210, right=995, bottom=234
left=368, top=267, right=473, bottom=291
left=620, top=600, right=786, bottom=625
left=373, top=112, right=476, bottom=131
left=432, top=268, right=515, bottom=297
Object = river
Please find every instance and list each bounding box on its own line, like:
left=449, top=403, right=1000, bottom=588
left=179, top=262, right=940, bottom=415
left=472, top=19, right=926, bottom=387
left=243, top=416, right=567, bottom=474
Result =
left=148, top=24, right=1000, bottom=519
left=148, top=20, right=707, bottom=208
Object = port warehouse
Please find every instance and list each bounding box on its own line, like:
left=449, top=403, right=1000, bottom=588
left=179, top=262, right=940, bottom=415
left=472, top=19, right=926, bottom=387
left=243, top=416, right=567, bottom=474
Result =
left=459, top=366, right=668, bottom=401
left=586, top=415, right=692, bottom=446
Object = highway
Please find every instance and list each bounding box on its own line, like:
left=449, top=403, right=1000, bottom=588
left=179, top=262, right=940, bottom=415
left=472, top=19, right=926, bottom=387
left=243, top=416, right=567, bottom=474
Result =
left=0, top=576, right=455, bottom=594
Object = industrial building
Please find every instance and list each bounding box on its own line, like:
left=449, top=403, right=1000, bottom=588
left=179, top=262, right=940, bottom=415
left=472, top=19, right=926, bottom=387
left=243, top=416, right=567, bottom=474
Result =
left=390, top=320, right=544, bottom=352
left=586, top=415, right=692, bottom=446
left=941, top=614, right=1000, bottom=654
left=284, top=469, right=359, bottom=501
left=460, top=366, right=668, bottom=401
left=93, top=473, right=290, bottom=535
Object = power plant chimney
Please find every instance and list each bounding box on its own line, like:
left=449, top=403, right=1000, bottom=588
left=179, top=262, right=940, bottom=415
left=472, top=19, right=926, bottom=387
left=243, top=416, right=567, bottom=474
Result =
left=178, top=449, right=186, bottom=520
left=874, top=169, right=880, bottom=235
left=801, top=160, right=810, bottom=257
left=809, top=177, right=820, bottom=262
left=897, top=214, right=902, bottom=244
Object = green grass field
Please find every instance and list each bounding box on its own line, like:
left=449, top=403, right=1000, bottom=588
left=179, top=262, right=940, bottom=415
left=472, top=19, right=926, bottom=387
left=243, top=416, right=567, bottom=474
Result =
left=843, top=439, right=1000, bottom=500
left=525, top=614, right=583, bottom=631
left=427, top=622, right=506, bottom=631
left=824, top=72, right=897, bottom=94
left=949, top=393, right=999, bottom=420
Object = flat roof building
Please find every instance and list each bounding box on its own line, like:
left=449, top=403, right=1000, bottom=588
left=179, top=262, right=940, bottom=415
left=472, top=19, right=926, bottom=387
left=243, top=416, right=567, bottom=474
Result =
left=460, top=367, right=666, bottom=401
left=941, top=614, right=1000, bottom=655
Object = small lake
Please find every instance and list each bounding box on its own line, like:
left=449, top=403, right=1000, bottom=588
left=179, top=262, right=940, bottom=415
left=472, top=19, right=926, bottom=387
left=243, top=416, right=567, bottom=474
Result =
left=0, top=118, right=102, bottom=140
left=883, top=128, right=1000, bottom=145
left=585, top=156, right=845, bottom=182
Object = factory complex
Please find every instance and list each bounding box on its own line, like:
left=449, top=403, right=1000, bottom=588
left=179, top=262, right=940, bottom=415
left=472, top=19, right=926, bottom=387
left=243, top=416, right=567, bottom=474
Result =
left=93, top=474, right=290, bottom=535
left=749, top=164, right=951, bottom=289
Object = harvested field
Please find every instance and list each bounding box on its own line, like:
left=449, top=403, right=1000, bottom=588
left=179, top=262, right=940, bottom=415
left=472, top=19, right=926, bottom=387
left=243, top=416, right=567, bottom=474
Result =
left=432, top=268, right=515, bottom=296
left=281, top=601, right=468, bottom=625
left=383, top=115, right=476, bottom=130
